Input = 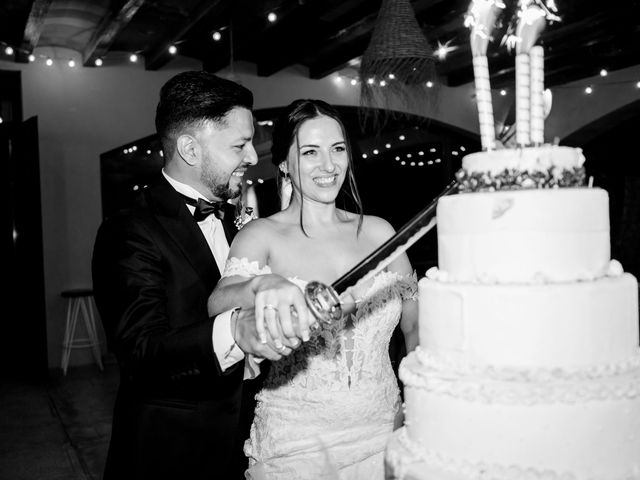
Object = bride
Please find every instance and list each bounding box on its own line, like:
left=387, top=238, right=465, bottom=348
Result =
left=209, top=99, right=418, bottom=479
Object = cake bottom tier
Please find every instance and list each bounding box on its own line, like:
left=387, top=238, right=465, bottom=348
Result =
left=394, top=351, right=640, bottom=479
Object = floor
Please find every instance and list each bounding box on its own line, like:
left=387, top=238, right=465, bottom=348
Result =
left=0, top=355, right=118, bottom=480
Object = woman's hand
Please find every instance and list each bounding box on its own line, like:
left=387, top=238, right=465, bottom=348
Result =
left=251, top=274, right=317, bottom=347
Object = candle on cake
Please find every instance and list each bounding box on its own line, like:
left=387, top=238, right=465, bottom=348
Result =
left=505, top=0, right=561, bottom=147
left=465, top=0, right=505, bottom=151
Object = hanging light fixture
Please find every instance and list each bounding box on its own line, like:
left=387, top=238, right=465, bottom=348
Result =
left=358, top=0, right=437, bottom=128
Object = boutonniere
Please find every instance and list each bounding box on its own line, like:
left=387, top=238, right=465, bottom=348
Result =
left=234, top=205, right=257, bottom=230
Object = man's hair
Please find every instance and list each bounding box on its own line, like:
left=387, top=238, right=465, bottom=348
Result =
left=155, top=71, right=254, bottom=158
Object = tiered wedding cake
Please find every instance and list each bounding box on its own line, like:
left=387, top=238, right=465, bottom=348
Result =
left=385, top=146, right=640, bottom=479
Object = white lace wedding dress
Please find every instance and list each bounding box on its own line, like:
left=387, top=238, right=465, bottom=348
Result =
left=223, top=257, right=417, bottom=480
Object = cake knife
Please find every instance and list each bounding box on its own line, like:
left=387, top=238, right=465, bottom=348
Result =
left=304, top=179, right=459, bottom=325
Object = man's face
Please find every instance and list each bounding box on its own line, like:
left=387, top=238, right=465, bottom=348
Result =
left=196, top=107, right=257, bottom=201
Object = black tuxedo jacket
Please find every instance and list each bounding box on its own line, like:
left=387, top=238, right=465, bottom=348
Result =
left=92, top=176, right=260, bottom=480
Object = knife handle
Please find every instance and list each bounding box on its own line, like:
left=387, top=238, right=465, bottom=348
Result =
left=304, top=281, right=342, bottom=326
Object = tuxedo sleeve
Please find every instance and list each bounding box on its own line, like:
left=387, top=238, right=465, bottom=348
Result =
left=92, top=213, right=240, bottom=388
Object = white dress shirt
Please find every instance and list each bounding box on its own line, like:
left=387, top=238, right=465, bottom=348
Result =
left=162, top=170, right=248, bottom=375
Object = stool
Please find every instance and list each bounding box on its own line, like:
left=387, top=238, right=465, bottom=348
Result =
left=61, top=288, right=104, bottom=375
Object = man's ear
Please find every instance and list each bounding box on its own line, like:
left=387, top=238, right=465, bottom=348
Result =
left=176, top=134, right=198, bottom=166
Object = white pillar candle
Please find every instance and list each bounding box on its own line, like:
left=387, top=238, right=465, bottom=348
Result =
left=473, top=55, right=496, bottom=151
left=516, top=53, right=531, bottom=147
left=530, top=45, right=545, bottom=145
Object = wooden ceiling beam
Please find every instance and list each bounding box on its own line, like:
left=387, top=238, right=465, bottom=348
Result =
left=15, top=0, right=53, bottom=63
left=144, top=0, right=224, bottom=71
left=82, top=0, right=147, bottom=66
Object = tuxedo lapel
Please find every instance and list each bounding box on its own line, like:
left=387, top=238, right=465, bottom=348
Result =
left=221, top=203, right=238, bottom=246
left=145, top=179, right=220, bottom=286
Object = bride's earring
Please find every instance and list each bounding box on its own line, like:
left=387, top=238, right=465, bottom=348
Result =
left=279, top=163, right=292, bottom=210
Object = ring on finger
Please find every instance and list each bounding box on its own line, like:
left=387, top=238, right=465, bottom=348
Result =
left=277, top=344, right=287, bottom=352
left=264, top=304, right=277, bottom=311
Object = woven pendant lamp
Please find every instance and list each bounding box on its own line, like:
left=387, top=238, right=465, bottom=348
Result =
left=359, top=0, right=437, bottom=126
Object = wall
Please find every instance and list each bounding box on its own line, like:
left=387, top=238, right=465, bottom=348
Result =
left=1, top=49, right=639, bottom=369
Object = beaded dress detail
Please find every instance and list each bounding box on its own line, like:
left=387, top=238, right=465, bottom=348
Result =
left=223, top=257, right=417, bottom=480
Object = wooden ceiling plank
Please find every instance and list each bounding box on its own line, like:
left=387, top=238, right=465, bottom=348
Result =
left=82, top=0, right=147, bottom=66
left=145, top=0, right=225, bottom=71
left=16, top=0, right=53, bottom=62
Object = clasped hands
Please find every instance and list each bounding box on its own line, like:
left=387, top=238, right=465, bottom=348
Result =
left=231, top=274, right=357, bottom=361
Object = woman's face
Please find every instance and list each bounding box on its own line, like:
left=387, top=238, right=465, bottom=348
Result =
left=286, top=115, right=349, bottom=205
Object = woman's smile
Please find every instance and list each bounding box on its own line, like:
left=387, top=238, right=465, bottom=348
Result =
left=313, top=174, right=339, bottom=186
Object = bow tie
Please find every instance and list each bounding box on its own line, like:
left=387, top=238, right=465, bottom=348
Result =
left=179, top=193, right=227, bottom=221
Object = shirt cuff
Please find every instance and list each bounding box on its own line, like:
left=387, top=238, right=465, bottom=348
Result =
left=212, top=308, right=264, bottom=379
left=212, top=308, right=245, bottom=372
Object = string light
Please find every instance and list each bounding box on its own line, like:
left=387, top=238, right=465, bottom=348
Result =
left=267, top=12, right=277, bottom=23
left=168, top=45, right=177, bottom=55
left=129, top=53, right=138, bottom=63
left=212, top=31, right=222, bottom=41
left=68, top=59, right=76, bottom=67
left=4, top=46, right=13, bottom=55
left=94, top=58, right=103, bottom=66
left=45, top=57, right=53, bottom=66
left=28, top=54, right=35, bottom=62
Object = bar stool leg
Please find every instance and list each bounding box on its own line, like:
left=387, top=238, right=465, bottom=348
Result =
left=62, top=298, right=81, bottom=376
left=80, top=296, right=103, bottom=371
left=61, top=297, right=73, bottom=373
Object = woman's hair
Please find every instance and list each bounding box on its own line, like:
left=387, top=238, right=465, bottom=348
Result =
left=270, top=99, right=363, bottom=235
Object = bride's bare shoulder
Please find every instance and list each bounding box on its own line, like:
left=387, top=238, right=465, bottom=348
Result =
left=360, top=214, right=397, bottom=242
left=235, top=212, right=293, bottom=239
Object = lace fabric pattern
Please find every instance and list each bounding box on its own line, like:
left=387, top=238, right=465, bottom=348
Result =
left=222, top=257, right=417, bottom=479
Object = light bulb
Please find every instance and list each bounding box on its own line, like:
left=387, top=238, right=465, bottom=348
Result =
left=212, top=31, right=222, bottom=41
left=28, top=54, right=35, bottom=62
left=129, top=53, right=138, bottom=63
left=68, top=59, right=76, bottom=67
left=168, top=45, right=177, bottom=55
left=267, top=12, right=277, bottom=23
left=94, top=58, right=103, bottom=66
left=4, top=46, right=14, bottom=55
left=45, top=58, right=53, bottom=66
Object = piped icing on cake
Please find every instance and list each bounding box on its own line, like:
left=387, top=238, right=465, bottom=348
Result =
left=456, top=145, right=586, bottom=192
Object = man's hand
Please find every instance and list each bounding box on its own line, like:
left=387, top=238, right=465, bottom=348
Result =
left=231, top=308, right=302, bottom=361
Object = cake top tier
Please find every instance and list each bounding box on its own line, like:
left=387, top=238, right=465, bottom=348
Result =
left=456, top=145, right=586, bottom=192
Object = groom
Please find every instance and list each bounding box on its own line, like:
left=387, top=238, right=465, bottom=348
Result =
left=92, top=71, right=312, bottom=480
